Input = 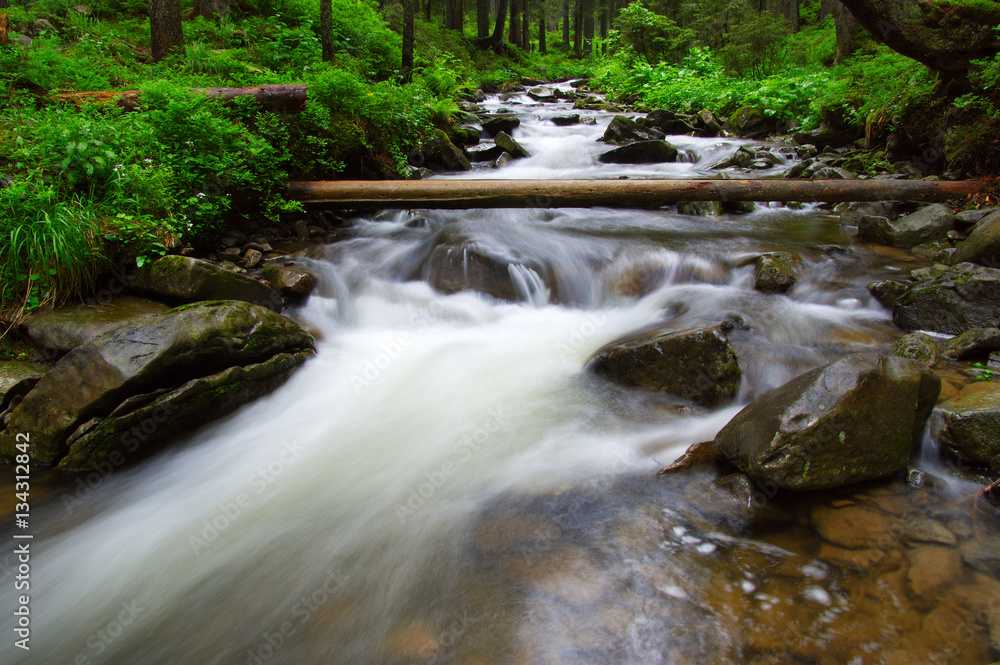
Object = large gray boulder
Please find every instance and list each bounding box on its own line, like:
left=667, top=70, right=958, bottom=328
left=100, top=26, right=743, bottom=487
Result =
left=480, top=115, right=520, bottom=138
left=722, top=106, right=777, bottom=139
left=856, top=203, right=955, bottom=249
left=892, top=262, right=1000, bottom=334
left=952, top=210, right=1000, bottom=267
left=0, top=361, right=47, bottom=427
left=713, top=353, right=940, bottom=490
left=943, top=327, right=1000, bottom=360
left=0, top=301, right=314, bottom=467
left=20, top=296, right=168, bottom=355
left=418, top=230, right=542, bottom=302
left=129, top=256, right=282, bottom=312
left=930, top=382, right=1000, bottom=469
left=414, top=129, right=471, bottom=172
left=493, top=131, right=530, bottom=159
left=590, top=326, right=742, bottom=408
left=602, top=115, right=666, bottom=145
left=753, top=254, right=797, bottom=293
left=598, top=140, right=678, bottom=164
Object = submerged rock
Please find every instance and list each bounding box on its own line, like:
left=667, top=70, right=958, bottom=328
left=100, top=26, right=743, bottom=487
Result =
left=421, top=231, right=535, bottom=302
left=892, top=262, right=1000, bottom=334
left=0, top=301, right=315, bottom=467
left=952, top=210, right=1000, bottom=267
left=712, top=353, right=940, bottom=490
left=590, top=326, right=742, bottom=408
left=857, top=203, right=955, bottom=249
left=20, top=296, right=169, bottom=356
left=598, top=140, right=678, bottom=164
left=129, top=256, right=282, bottom=312
left=676, top=200, right=723, bottom=216
left=930, top=381, right=1000, bottom=468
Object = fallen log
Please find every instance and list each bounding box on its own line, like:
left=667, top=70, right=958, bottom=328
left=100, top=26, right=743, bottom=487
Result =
left=53, top=84, right=309, bottom=113
left=286, top=178, right=987, bottom=209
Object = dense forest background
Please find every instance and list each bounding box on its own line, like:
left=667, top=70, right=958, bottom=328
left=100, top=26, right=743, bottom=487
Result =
left=0, top=0, right=999, bottom=321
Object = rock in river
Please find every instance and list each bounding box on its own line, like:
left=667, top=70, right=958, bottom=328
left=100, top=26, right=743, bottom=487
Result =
left=0, top=301, right=315, bottom=468
left=856, top=203, right=955, bottom=249
left=930, top=381, right=1000, bottom=468
left=753, top=254, right=797, bottom=293
left=20, top=296, right=169, bottom=356
left=598, top=140, right=678, bottom=164
left=892, top=262, right=1000, bottom=334
left=713, top=353, right=940, bottom=490
left=129, top=255, right=282, bottom=312
left=590, top=326, right=742, bottom=408
left=602, top=115, right=665, bottom=145
left=952, top=210, right=1000, bottom=267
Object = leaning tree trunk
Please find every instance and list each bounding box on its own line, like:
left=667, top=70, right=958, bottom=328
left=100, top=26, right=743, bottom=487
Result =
left=320, top=0, right=333, bottom=61
left=486, top=0, right=508, bottom=48
left=402, top=0, right=415, bottom=82
left=832, top=1, right=860, bottom=63
left=150, top=0, right=184, bottom=62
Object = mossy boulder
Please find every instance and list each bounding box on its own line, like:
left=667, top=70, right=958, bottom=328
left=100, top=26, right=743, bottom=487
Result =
left=414, top=128, right=471, bottom=172
left=20, top=296, right=169, bottom=356
left=480, top=114, right=521, bottom=138
left=260, top=266, right=318, bottom=297
left=891, top=332, right=940, bottom=366
left=953, top=210, right=1000, bottom=267
left=129, top=256, right=282, bottom=312
left=590, top=326, right=742, bottom=408
left=722, top=106, right=777, bottom=139
left=493, top=131, right=530, bottom=159
left=892, top=262, right=1000, bottom=334
left=930, top=381, right=1000, bottom=468
left=857, top=203, right=955, bottom=249
left=943, top=327, right=1000, bottom=359
left=712, top=353, right=940, bottom=491
left=753, top=254, right=797, bottom=293
left=0, top=301, right=314, bottom=467
left=0, top=361, right=47, bottom=427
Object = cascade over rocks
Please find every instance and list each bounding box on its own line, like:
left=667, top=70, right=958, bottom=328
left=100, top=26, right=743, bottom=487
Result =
left=712, top=353, right=940, bottom=491
left=419, top=229, right=541, bottom=302
left=598, top=140, right=678, bottom=164
left=892, top=262, right=1000, bottom=334
left=129, top=255, right=283, bottom=312
left=590, top=326, right=742, bottom=408
left=0, top=301, right=315, bottom=468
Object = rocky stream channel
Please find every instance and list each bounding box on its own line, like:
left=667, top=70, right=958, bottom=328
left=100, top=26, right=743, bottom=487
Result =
left=3, top=82, right=1000, bottom=665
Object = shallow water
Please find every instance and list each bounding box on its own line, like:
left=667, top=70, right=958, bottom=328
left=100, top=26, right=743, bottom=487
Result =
left=1, top=84, right=996, bottom=665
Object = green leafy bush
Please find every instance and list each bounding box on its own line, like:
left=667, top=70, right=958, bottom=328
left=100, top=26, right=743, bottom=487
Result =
left=608, top=2, right=694, bottom=63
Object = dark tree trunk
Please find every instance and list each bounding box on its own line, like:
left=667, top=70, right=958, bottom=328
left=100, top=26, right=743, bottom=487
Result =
left=562, top=0, right=569, bottom=45
left=573, top=0, right=582, bottom=56
left=509, top=0, right=520, bottom=46
left=521, top=0, right=529, bottom=49
left=477, top=0, right=490, bottom=37
left=453, top=0, right=464, bottom=33
left=599, top=0, right=607, bottom=54
left=582, top=0, right=593, bottom=55
left=819, top=0, right=834, bottom=22
left=446, top=0, right=454, bottom=28
left=425, top=0, right=431, bottom=21
left=402, top=0, right=415, bottom=82
left=150, top=0, right=184, bottom=62
left=786, top=0, right=800, bottom=31
left=487, top=0, right=508, bottom=48
left=188, top=0, right=229, bottom=19
left=320, top=0, right=333, bottom=61
left=832, top=0, right=859, bottom=63
left=539, top=14, right=546, bottom=54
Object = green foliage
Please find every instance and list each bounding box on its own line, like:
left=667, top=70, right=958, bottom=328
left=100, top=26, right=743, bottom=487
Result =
left=608, top=2, right=694, bottom=63
left=717, top=11, right=788, bottom=78
left=785, top=16, right=836, bottom=68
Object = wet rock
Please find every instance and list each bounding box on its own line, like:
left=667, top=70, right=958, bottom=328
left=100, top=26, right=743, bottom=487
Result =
left=956, top=207, right=1000, bottom=226
left=414, top=129, right=471, bottom=172
left=712, top=146, right=754, bottom=170
left=892, top=262, right=1000, bottom=334
left=676, top=200, right=723, bottom=216
left=590, top=326, right=742, bottom=408
left=218, top=247, right=242, bottom=263
left=422, top=232, right=525, bottom=302
left=602, top=115, right=665, bottom=145
left=810, top=166, right=857, bottom=180
left=493, top=131, right=530, bottom=159
left=466, top=144, right=504, bottom=163
left=242, top=248, right=262, bottom=269
left=793, top=127, right=859, bottom=150
left=753, top=254, right=797, bottom=294
left=260, top=266, right=318, bottom=297
left=943, top=327, right=1000, bottom=359
left=0, top=361, right=46, bottom=427
left=904, top=518, right=957, bottom=546
left=694, top=110, right=722, bottom=137
left=20, top=296, right=169, bottom=355
left=598, top=140, right=678, bottom=164
left=953, top=210, right=1000, bottom=267
left=0, top=301, right=315, bottom=466
left=930, top=381, right=1000, bottom=466
left=480, top=115, right=520, bottom=137
left=890, top=332, right=939, bottom=366
left=712, top=353, right=940, bottom=490
left=812, top=503, right=899, bottom=549
left=494, top=152, right=513, bottom=168
left=128, top=255, right=282, bottom=312
left=722, top=106, right=777, bottom=139
left=907, top=545, right=964, bottom=609
left=550, top=114, right=581, bottom=126
left=857, top=203, right=955, bottom=249
left=527, top=88, right=557, bottom=103
left=868, top=279, right=910, bottom=308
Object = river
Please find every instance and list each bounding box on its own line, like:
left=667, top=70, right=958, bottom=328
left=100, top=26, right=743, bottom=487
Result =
left=1, top=83, right=994, bottom=665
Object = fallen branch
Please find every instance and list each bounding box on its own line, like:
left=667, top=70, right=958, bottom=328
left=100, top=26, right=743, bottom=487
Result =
left=286, top=178, right=987, bottom=209
left=53, top=84, right=309, bottom=113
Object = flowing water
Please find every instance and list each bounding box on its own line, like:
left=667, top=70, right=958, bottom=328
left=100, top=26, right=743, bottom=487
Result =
left=2, top=85, right=997, bottom=665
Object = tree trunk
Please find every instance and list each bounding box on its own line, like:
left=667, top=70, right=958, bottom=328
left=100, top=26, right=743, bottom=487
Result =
left=149, top=0, right=184, bottom=63
left=453, top=0, right=464, bottom=33
left=426, top=0, right=431, bottom=22
left=832, top=0, right=859, bottom=63
left=320, top=0, right=333, bottom=62
left=487, top=0, right=508, bottom=48
left=477, top=0, right=490, bottom=38
left=402, top=0, right=415, bottom=82
left=819, top=0, right=834, bottom=22
left=287, top=178, right=988, bottom=208
left=445, top=0, right=454, bottom=28
left=539, top=14, right=546, bottom=54
left=0, top=13, right=9, bottom=46
left=188, top=0, right=229, bottom=18
left=786, top=0, right=800, bottom=31
left=509, top=0, right=520, bottom=46
left=573, top=0, right=582, bottom=56
left=582, top=0, right=594, bottom=56
left=599, top=0, right=607, bottom=54
left=521, top=0, right=529, bottom=49
left=562, top=0, right=569, bottom=45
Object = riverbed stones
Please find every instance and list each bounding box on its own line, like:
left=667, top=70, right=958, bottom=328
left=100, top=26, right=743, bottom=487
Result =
left=421, top=232, right=527, bottom=302
left=19, top=296, right=169, bottom=355
left=953, top=210, right=1000, bottom=267
left=811, top=503, right=898, bottom=549
left=676, top=200, right=723, bottom=216
left=590, top=326, right=742, bottom=408
left=598, top=140, right=679, bottom=164
left=480, top=114, right=520, bottom=137
left=551, top=114, right=580, bottom=126
left=602, top=115, right=665, bottom=144
left=892, top=262, right=1000, bottom=334
left=0, top=361, right=46, bottom=428
left=907, top=545, right=964, bottom=609
left=0, top=301, right=315, bottom=466
left=890, top=332, right=939, bottom=366
left=943, top=327, right=1000, bottom=359
left=493, top=131, right=530, bottom=159
left=712, top=353, right=940, bottom=491
left=930, top=381, right=1000, bottom=468
left=415, top=129, right=471, bottom=172
left=857, top=203, right=955, bottom=248
left=867, top=279, right=909, bottom=308
left=129, top=255, right=282, bottom=312
left=260, top=265, right=318, bottom=297
left=722, top=106, right=777, bottom=139
left=753, top=254, right=797, bottom=293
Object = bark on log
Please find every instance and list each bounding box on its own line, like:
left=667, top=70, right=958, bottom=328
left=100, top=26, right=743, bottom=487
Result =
left=286, top=178, right=987, bottom=209
left=53, top=85, right=309, bottom=113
